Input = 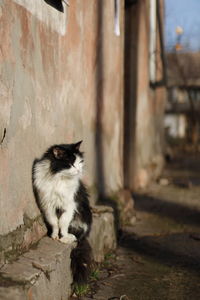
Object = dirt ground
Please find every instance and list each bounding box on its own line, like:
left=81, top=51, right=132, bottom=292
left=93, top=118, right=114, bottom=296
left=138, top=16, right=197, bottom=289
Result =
left=82, top=153, right=200, bottom=300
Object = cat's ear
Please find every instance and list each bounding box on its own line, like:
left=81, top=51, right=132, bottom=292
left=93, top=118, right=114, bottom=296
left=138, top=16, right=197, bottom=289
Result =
left=53, top=147, right=65, bottom=159
left=74, top=141, right=82, bottom=151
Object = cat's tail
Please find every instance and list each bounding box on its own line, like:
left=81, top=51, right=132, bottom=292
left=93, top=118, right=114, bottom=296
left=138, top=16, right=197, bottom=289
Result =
left=70, top=238, right=93, bottom=285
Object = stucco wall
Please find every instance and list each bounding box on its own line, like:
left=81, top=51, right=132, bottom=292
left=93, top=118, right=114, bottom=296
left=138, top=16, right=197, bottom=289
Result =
left=135, top=0, right=165, bottom=188
left=0, top=0, right=124, bottom=237
left=124, top=0, right=166, bottom=190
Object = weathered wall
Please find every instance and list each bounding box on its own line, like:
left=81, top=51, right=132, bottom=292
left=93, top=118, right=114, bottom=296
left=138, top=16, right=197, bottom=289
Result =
left=0, top=0, right=124, bottom=244
left=124, top=0, right=166, bottom=190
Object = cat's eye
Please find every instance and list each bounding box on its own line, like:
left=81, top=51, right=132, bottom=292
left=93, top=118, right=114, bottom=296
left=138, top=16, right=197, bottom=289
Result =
left=80, top=159, right=84, bottom=163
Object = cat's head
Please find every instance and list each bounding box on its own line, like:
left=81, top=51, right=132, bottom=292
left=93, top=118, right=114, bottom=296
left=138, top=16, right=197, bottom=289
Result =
left=45, top=141, right=84, bottom=177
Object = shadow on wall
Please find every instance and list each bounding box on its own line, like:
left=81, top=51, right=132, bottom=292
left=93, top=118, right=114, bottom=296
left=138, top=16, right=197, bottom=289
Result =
left=124, top=0, right=139, bottom=189
left=94, top=0, right=120, bottom=231
left=95, top=0, right=105, bottom=199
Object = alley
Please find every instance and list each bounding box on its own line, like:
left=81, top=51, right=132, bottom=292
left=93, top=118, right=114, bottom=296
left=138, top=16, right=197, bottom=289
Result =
left=83, top=153, right=200, bottom=300
left=1, top=1, right=200, bottom=299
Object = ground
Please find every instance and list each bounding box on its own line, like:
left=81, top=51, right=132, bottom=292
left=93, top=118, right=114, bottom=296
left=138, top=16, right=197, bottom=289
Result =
left=80, top=153, right=200, bottom=300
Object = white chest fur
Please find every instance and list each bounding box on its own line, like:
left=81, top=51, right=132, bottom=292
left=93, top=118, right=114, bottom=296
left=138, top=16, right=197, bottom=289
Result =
left=33, top=160, right=79, bottom=211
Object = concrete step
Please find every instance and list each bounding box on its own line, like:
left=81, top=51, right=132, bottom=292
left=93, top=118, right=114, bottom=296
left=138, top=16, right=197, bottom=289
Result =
left=0, top=205, right=116, bottom=300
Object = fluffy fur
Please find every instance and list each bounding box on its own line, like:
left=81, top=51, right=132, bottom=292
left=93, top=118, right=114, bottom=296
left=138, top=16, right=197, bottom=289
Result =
left=32, top=141, right=92, bottom=284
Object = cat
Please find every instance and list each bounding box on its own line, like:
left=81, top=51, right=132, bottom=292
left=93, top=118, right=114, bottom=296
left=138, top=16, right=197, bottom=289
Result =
left=32, top=141, right=92, bottom=284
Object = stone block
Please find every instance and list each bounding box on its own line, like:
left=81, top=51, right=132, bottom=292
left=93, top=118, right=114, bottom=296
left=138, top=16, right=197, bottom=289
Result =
left=0, top=237, right=75, bottom=300
left=0, top=218, right=46, bottom=268
left=89, top=205, right=117, bottom=262
left=0, top=206, right=117, bottom=299
left=117, top=189, right=136, bottom=226
left=0, top=287, right=26, bottom=300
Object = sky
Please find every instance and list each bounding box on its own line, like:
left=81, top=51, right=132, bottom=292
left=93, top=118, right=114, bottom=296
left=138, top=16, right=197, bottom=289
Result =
left=165, top=0, right=200, bottom=51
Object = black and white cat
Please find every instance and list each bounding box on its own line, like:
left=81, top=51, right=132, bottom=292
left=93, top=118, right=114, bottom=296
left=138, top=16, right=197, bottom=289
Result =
left=32, top=141, right=92, bottom=283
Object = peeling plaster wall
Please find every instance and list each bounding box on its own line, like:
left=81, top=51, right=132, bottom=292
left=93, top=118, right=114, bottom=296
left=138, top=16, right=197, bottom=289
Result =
left=124, top=0, right=166, bottom=190
left=0, top=0, right=124, bottom=236
left=134, top=0, right=166, bottom=188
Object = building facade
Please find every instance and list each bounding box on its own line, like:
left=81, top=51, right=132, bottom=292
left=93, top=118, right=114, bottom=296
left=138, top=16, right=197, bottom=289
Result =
left=0, top=0, right=166, bottom=263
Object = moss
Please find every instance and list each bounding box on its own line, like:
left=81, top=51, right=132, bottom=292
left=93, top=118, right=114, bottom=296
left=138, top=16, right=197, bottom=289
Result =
left=0, top=215, right=45, bottom=265
left=23, top=214, right=33, bottom=228
left=0, top=227, right=25, bottom=252
left=0, top=274, right=27, bottom=288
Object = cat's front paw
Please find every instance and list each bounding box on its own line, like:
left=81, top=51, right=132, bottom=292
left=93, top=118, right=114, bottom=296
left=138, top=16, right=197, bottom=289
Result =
left=59, top=234, right=77, bottom=244
left=51, top=232, right=59, bottom=240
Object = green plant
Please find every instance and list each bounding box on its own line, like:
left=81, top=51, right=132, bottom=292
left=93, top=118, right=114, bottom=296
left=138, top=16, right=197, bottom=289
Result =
left=102, top=252, right=116, bottom=268
left=74, top=284, right=90, bottom=297
left=90, top=268, right=100, bottom=281
left=104, top=252, right=115, bottom=260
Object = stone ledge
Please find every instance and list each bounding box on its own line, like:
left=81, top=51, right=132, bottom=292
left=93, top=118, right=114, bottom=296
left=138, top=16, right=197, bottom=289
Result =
left=0, top=206, right=116, bottom=300
left=0, top=216, right=46, bottom=269
left=0, top=237, right=74, bottom=300
left=89, top=205, right=117, bottom=262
